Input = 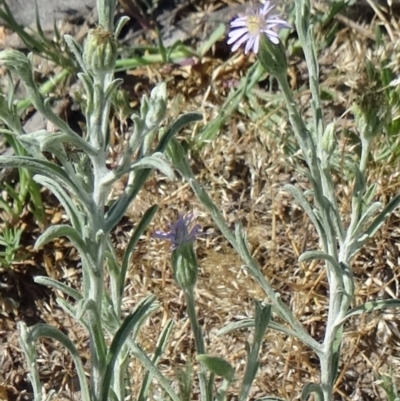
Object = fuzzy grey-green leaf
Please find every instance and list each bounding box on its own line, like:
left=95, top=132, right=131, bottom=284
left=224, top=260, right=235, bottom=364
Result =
left=197, top=354, right=235, bottom=381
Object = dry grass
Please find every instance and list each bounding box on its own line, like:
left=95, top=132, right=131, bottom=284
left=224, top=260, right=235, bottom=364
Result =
left=2, top=1, right=400, bottom=400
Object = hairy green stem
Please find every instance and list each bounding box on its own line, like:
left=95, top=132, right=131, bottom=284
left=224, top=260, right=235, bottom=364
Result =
left=184, top=287, right=211, bottom=401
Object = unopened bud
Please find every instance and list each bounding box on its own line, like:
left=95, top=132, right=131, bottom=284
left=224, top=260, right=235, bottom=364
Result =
left=83, top=26, right=117, bottom=75
left=171, top=242, right=198, bottom=290
left=321, top=122, right=336, bottom=156
left=352, top=91, right=386, bottom=140
left=145, top=83, right=167, bottom=130
left=258, top=35, right=288, bottom=77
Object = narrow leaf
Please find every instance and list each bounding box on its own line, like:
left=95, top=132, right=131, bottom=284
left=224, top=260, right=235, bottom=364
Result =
left=34, top=276, right=82, bottom=300
left=130, top=342, right=181, bottom=401
left=284, top=184, right=325, bottom=240
left=105, top=112, right=202, bottom=232
left=157, top=112, right=202, bottom=151
left=115, top=153, right=175, bottom=181
left=351, top=193, right=400, bottom=256
left=138, top=319, right=174, bottom=401
left=199, top=23, right=225, bottom=56
left=35, top=225, right=96, bottom=272
left=0, top=155, right=88, bottom=203
left=217, top=319, right=253, bottom=336
left=120, top=205, right=158, bottom=295
left=197, top=355, right=235, bottom=382
left=299, top=250, right=342, bottom=279
left=76, top=299, right=107, bottom=366
left=301, top=383, right=323, bottom=401
left=239, top=302, right=271, bottom=401
left=33, top=175, right=82, bottom=230
left=101, top=295, right=156, bottom=401
left=56, top=298, right=78, bottom=319
left=343, top=299, right=400, bottom=322
left=218, top=317, right=300, bottom=339
left=104, top=78, right=123, bottom=102
left=27, top=323, right=90, bottom=401
left=351, top=201, right=382, bottom=239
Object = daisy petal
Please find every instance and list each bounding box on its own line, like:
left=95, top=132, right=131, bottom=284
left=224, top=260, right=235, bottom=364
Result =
left=228, top=27, right=251, bottom=40
left=228, top=31, right=249, bottom=46
left=264, top=29, right=280, bottom=44
left=244, top=36, right=255, bottom=54
left=230, top=18, right=249, bottom=27
left=253, top=35, right=260, bottom=54
left=260, top=2, right=275, bottom=16
left=227, top=2, right=290, bottom=54
left=231, top=33, right=251, bottom=51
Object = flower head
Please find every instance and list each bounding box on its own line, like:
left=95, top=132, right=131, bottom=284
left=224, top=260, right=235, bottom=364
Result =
left=227, top=2, right=291, bottom=55
left=83, top=26, right=117, bottom=75
left=154, top=214, right=201, bottom=289
left=154, top=214, right=201, bottom=250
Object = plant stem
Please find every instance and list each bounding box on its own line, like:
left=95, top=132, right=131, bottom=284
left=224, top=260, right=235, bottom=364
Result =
left=184, top=287, right=210, bottom=401
left=16, top=68, right=69, bottom=114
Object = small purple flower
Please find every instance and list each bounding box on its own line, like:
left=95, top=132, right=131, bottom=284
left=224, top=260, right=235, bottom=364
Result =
left=227, top=1, right=291, bottom=55
left=154, top=214, right=201, bottom=250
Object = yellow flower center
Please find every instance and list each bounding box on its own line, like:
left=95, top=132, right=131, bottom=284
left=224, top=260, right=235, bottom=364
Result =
left=246, top=15, right=263, bottom=35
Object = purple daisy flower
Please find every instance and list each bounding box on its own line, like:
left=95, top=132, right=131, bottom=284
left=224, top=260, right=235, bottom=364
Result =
left=227, top=1, right=291, bottom=55
left=154, top=214, right=201, bottom=250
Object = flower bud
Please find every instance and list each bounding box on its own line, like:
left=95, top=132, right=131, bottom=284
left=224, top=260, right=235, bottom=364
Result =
left=83, top=26, right=117, bottom=75
left=321, top=122, right=336, bottom=156
left=145, top=83, right=167, bottom=130
left=154, top=214, right=201, bottom=290
left=351, top=91, right=386, bottom=141
left=171, top=242, right=198, bottom=290
left=258, top=35, right=288, bottom=77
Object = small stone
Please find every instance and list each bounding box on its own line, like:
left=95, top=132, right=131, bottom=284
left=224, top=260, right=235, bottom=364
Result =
left=1, top=0, right=96, bottom=31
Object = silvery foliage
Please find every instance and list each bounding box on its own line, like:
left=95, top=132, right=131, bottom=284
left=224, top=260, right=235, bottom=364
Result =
left=0, top=0, right=201, bottom=400
left=166, top=1, right=400, bottom=401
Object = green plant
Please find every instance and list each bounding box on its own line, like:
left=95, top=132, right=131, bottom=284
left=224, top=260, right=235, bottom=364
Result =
left=0, top=0, right=76, bottom=70
left=0, top=225, right=23, bottom=267
left=165, top=1, right=400, bottom=400
left=376, top=370, right=400, bottom=401
left=0, top=1, right=199, bottom=400
left=1, top=0, right=400, bottom=400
